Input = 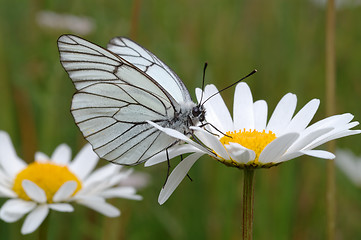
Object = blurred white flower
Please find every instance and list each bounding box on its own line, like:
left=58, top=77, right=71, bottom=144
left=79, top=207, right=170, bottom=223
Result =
left=36, top=11, right=95, bottom=35
left=118, top=172, right=151, bottom=189
left=310, top=0, right=361, bottom=9
left=0, top=131, right=142, bottom=234
left=335, top=149, right=361, bottom=186
left=146, top=82, right=360, bottom=204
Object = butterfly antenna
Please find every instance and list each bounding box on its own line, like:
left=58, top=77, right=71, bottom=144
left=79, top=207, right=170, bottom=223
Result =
left=202, top=69, right=257, bottom=105
left=199, top=62, right=208, bottom=104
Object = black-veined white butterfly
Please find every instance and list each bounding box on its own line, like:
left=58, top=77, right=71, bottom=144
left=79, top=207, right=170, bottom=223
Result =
left=57, top=35, right=205, bottom=165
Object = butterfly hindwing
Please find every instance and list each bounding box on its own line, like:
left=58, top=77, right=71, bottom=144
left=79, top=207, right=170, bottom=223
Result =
left=107, top=37, right=192, bottom=104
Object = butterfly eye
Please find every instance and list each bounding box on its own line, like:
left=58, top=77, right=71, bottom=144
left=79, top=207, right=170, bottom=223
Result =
left=192, top=106, right=205, bottom=122
left=192, top=106, right=200, bottom=116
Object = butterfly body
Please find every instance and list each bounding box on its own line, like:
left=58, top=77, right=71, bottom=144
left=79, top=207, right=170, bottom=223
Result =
left=58, top=35, right=204, bottom=165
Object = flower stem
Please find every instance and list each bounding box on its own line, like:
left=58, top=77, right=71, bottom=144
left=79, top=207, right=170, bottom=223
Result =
left=39, top=216, right=49, bottom=240
left=130, top=0, right=142, bottom=40
left=325, top=0, right=336, bottom=239
left=242, top=169, right=255, bottom=240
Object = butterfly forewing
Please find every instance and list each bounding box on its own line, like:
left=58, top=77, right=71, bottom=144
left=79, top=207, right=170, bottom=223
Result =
left=58, top=34, right=182, bottom=165
left=107, top=37, right=192, bottom=104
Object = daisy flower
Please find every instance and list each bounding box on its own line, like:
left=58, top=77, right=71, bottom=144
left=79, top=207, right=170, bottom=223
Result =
left=335, top=149, right=361, bottom=186
left=146, top=82, right=360, bottom=204
left=0, top=131, right=142, bottom=234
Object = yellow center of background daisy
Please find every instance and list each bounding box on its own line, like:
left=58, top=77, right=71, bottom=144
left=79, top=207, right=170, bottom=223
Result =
left=220, top=129, right=276, bottom=164
left=12, top=162, right=82, bottom=203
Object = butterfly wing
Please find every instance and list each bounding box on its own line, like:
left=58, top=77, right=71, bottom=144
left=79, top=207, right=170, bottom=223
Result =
left=107, top=37, right=192, bottom=104
left=58, top=34, right=179, bottom=165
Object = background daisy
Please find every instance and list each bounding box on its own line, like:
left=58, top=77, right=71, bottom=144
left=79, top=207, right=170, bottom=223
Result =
left=0, top=131, right=142, bottom=234
left=335, top=149, right=361, bottom=187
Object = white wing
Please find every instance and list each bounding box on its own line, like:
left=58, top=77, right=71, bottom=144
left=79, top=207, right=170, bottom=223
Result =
left=107, top=37, right=192, bottom=104
left=58, top=34, right=180, bottom=165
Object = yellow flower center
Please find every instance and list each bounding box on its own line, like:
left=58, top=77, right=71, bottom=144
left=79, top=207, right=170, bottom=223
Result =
left=219, top=129, right=277, bottom=168
left=12, top=162, right=82, bottom=203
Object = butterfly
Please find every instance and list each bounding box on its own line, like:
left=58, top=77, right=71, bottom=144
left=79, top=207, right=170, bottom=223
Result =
left=57, top=35, right=205, bottom=165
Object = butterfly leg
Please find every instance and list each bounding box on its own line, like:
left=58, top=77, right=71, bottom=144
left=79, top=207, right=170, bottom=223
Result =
left=162, top=148, right=171, bottom=188
left=163, top=150, right=193, bottom=188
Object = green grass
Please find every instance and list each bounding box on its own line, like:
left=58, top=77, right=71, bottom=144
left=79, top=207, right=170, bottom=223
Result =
left=1, top=0, right=361, bottom=239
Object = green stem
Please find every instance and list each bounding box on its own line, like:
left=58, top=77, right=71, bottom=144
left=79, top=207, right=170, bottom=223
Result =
left=326, top=153, right=335, bottom=240
left=130, top=0, right=142, bottom=40
left=39, top=215, right=49, bottom=240
left=242, top=169, right=255, bottom=240
left=325, top=0, right=336, bottom=239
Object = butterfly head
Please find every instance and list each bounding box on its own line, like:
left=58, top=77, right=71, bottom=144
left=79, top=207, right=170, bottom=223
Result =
left=192, top=105, right=205, bottom=123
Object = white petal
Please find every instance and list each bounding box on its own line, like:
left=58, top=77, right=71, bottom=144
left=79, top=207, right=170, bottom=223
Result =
left=101, top=187, right=143, bottom=200
left=0, top=185, right=17, bottom=198
left=21, top=205, right=49, bottom=234
left=0, top=210, right=25, bottom=223
left=266, top=93, right=297, bottom=135
left=284, top=99, right=320, bottom=133
left=193, top=127, right=229, bottom=160
left=158, top=153, right=202, bottom=205
left=107, top=169, right=132, bottom=186
left=35, top=152, right=50, bottom=163
left=309, top=130, right=361, bottom=150
left=49, top=203, right=74, bottom=212
left=197, top=84, right=233, bottom=133
left=145, top=144, right=203, bottom=167
left=77, top=181, right=106, bottom=197
left=287, top=127, right=334, bottom=153
left=52, top=181, right=78, bottom=202
left=71, top=194, right=101, bottom=202
left=253, top=100, right=268, bottom=131
left=333, top=129, right=361, bottom=140
left=83, top=164, right=121, bottom=188
left=145, top=151, right=168, bottom=166
left=147, top=121, right=208, bottom=152
left=225, top=143, right=255, bottom=164
left=233, top=82, right=254, bottom=131
left=259, top=133, right=299, bottom=163
left=77, top=198, right=120, bottom=217
left=195, top=87, right=202, bottom=103
left=0, top=131, right=27, bottom=177
left=300, top=150, right=335, bottom=159
left=69, top=144, right=99, bottom=180
left=277, top=151, right=304, bottom=163
left=0, top=168, right=11, bottom=186
left=51, top=144, right=71, bottom=165
left=0, top=199, right=37, bottom=214
left=0, top=199, right=36, bottom=222
left=303, top=113, right=353, bottom=136
left=305, top=124, right=360, bottom=150
left=22, top=180, right=47, bottom=203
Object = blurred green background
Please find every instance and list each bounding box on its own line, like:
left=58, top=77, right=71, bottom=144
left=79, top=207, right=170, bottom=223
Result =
left=1, top=0, right=361, bottom=239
